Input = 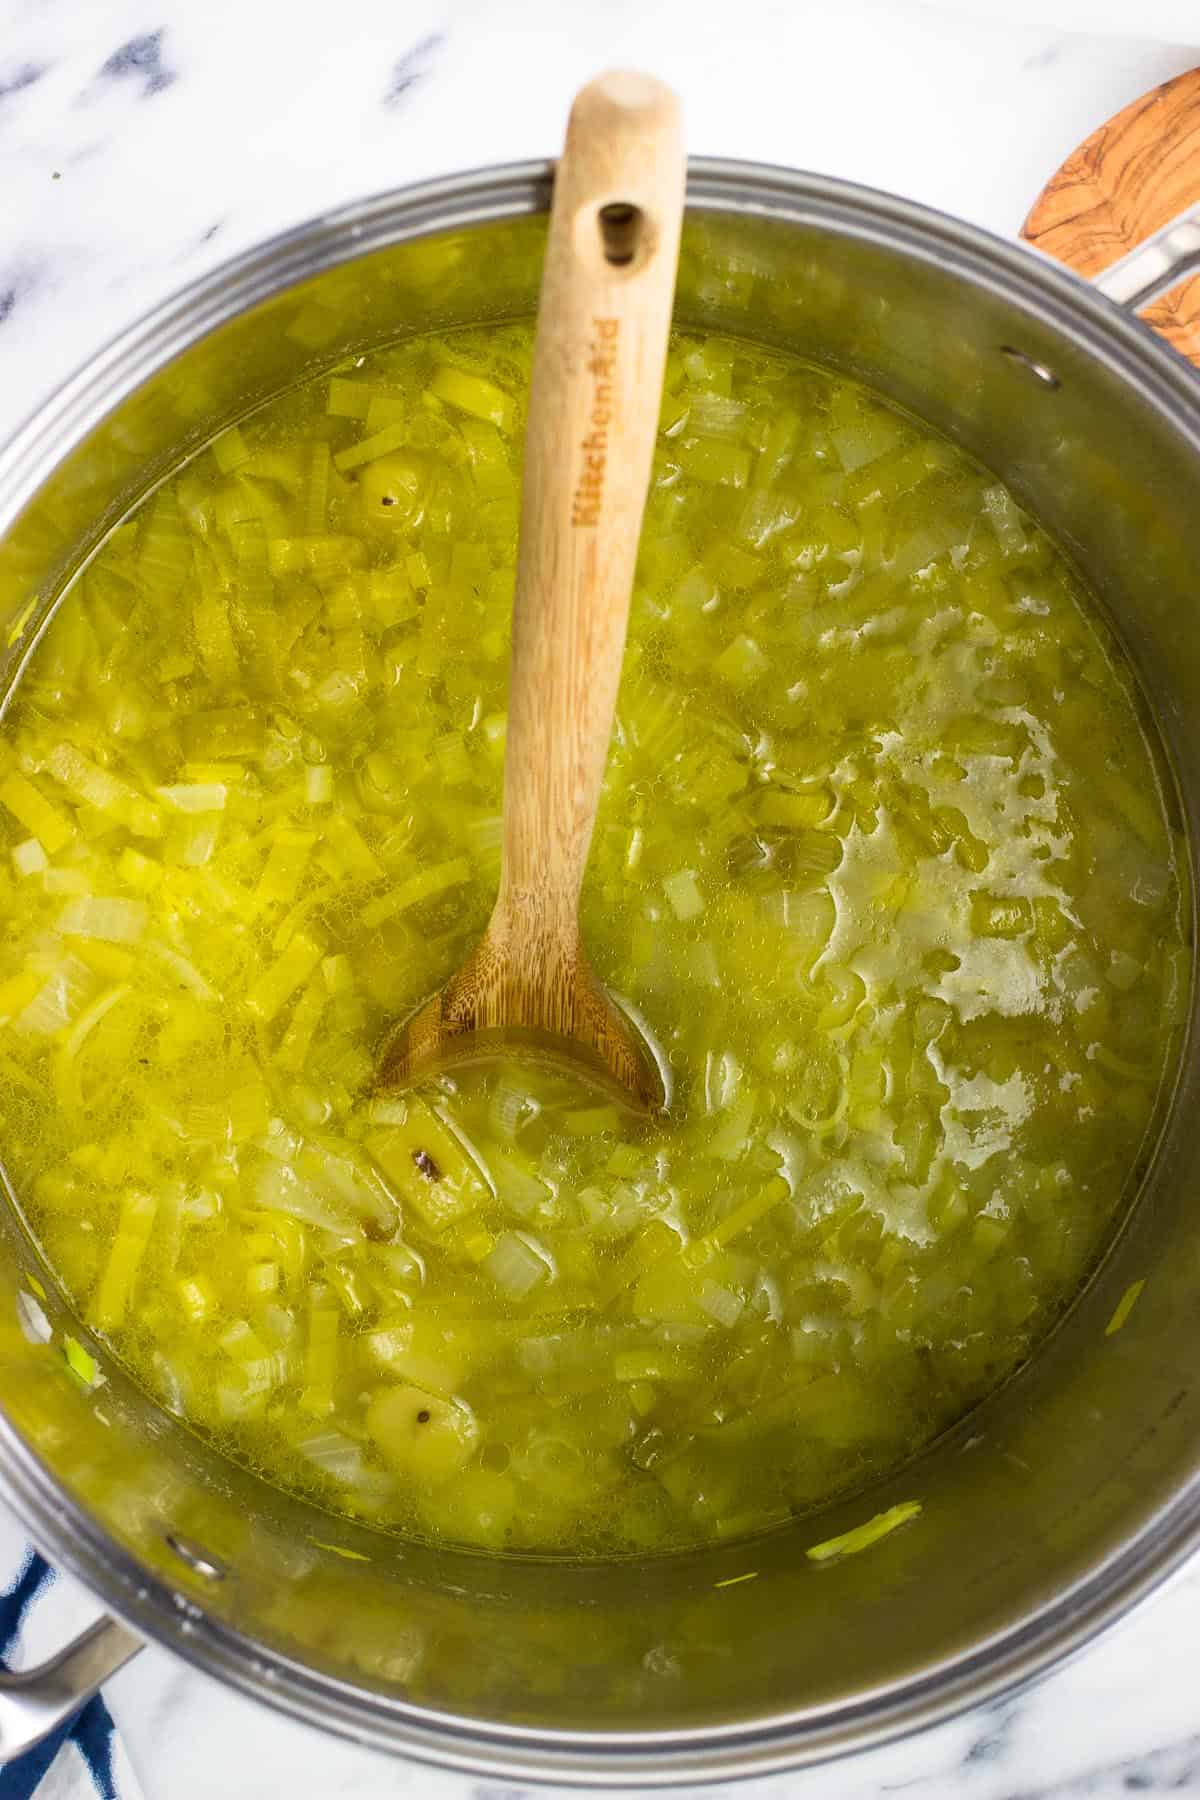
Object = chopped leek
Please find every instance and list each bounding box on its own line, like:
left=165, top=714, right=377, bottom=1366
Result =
left=0, top=773, right=74, bottom=854
left=1105, top=1278, right=1145, bottom=1337
left=0, top=316, right=1182, bottom=1563
left=806, top=1501, right=922, bottom=1563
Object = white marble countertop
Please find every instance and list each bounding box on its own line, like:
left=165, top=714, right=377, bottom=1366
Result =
left=2, top=0, right=1200, bottom=1794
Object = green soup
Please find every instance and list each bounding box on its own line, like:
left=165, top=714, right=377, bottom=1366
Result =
left=0, top=321, right=1185, bottom=1554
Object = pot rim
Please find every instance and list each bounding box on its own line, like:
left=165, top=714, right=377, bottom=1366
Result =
left=1, top=155, right=1199, bottom=1786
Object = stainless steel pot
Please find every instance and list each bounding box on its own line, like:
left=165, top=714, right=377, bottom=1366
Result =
left=0, top=160, right=1198, bottom=1788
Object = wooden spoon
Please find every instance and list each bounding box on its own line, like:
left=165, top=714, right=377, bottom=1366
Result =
left=378, top=72, right=685, bottom=1111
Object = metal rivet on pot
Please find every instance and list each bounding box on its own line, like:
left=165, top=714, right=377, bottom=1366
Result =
left=165, top=1534, right=226, bottom=1581
left=998, top=345, right=1061, bottom=389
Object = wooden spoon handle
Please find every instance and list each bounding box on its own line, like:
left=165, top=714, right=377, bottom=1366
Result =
left=1022, top=66, right=1200, bottom=368
left=498, top=72, right=684, bottom=929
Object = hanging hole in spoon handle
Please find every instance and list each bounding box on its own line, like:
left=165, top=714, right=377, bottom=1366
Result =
left=1022, top=65, right=1200, bottom=367
left=598, top=201, right=644, bottom=267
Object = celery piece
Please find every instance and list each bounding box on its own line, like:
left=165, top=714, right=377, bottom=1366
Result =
left=699, top=1278, right=744, bottom=1328
left=756, top=787, right=833, bottom=831
left=562, top=1105, right=622, bottom=1138
left=323, top=1250, right=370, bottom=1317
left=466, top=812, right=503, bottom=870
left=54, top=982, right=137, bottom=1113
left=484, top=1230, right=550, bottom=1297
left=211, top=426, right=249, bottom=474
left=0, top=773, right=74, bottom=854
left=58, top=897, right=147, bottom=944
left=433, top=731, right=472, bottom=787
left=614, top=1349, right=689, bottom=1383
left=678, top=439, right=751, bottom=488
left=256, top=829, right=317, bottom=909
left=605, top=1142, right=643, bottom=1179
left=0, top=967, right=44, bottom=1023
left=332, top=422, right=409, bottom=474
left=708, top=1090, right=757, bottom=1162
left=301, top=1300, right=339, bottom=1416
left=220, top=1318, right=272, bottom=1362
left=683, top=341, right=734, bottom=393
left=366, top=1099, right=489, bottom=1231
left=304, top=763, right=334, bottom=806
left=688, top=394, right=747, bottom=441
left=156, top=783, right=227, bottom=814
left=192, top=592, right=239, bottom=691
left=88, top=1189, right=157, bottom=1331
left=1105, top=1278, right=1146, bottom=1337
left=46, top=745, right=162, bottom=838
left=706, top=1176, right=790, bottom=1248
left=597, top=1219, right=677, bottom=1307
left=13, top=956, right=96, bottom=1036
left=713, top=634, right=769, bottom=687
left=179, top=707, right=264, bottom=759
left=12, top=838, right=46, bottom=878
left=177, top=1274, right=216, bottom=1324
left=44, top=867, right=89, bottom=896
left=831, top=413, right=903, bottom=473
left=457, top=414, right=514, bottom=499
left=276, top=975, right=326, bottom=1074
left=490, top=1145, right=550, bottom=1214
left=326, top=378, right=373, bottom=420
left=361, top=856, right=471, bottom=929
left=365, top=395, right=408, bottom=431
left=138, top=490, right=192, bottom=594
left=322, top=814, right=383, bottom=883
left=736, top=488, right=800, bottom=551
left=305, top=440, right=331, bottom=536
left=430, top=364, right=515, bottom=435
left=983, top=484, right=1027, bottom=554
left=245, top=931, right=324, bottom=1022
left=806, top=1501, right=922, bottom=1563
left=5, top=598, right=37, bottom=647
left=267, top=535, right=367, bottom=579
left=663, top=870, right=704, bottom=922
left=753, top=408, right=801, bottom=488
left=367, top=1384, right=479, bottom=1483
left=321, top=953, right=353, bottom=994
left=63, top=1335, right=99, bottom=1386
left=628, top=1381, right=657, bottom=1418
left=73, top=942, right=135, bottom=983
left=406, top=550, right=433, bottom=589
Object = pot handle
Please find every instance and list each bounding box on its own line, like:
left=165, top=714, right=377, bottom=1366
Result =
left=1088, top=206, right=1200, bottom=314
left=0, top=1614, right=141, bottom=1759
left=1022, top=66, right=1200, bottom=368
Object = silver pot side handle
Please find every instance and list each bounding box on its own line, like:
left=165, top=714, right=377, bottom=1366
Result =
left=1091, top=203, right=1200, bottom=312
left=0, top=1614, right=142, bottom=1759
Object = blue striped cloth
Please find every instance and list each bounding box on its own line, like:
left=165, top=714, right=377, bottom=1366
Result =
left=0, top=1526, right=140, bottom=1800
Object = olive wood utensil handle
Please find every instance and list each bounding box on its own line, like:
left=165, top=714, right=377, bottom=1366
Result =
left=497, top=72, right=685, bottom=936
left=1023, top=66, right=1200, bottom=367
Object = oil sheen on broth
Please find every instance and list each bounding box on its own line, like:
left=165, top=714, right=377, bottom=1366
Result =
left=0, top=325, right=1186, bottom=1555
